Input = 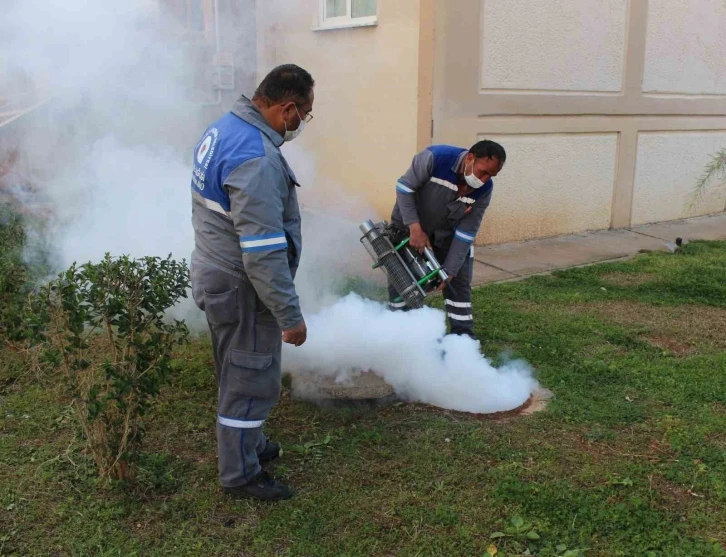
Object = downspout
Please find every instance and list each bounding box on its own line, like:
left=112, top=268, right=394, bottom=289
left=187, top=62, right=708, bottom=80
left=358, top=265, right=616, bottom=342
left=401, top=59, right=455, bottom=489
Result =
left=195, top=0, right=222, bottom=106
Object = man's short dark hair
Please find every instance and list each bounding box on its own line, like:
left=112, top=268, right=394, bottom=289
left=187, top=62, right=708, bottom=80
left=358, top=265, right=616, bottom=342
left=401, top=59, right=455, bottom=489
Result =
left=469, top=140, right=506, bottom=165
left=252, top=64, right=315, bottom=106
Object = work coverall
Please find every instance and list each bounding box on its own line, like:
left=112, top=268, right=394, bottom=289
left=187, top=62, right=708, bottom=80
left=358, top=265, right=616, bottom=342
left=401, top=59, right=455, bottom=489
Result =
left=389, top=145, right=494, bottom=337
left=189, top=96, right=303, bottom=488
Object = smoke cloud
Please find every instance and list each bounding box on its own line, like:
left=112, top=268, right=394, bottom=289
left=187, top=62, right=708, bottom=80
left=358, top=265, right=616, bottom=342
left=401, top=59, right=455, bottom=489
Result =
left=284, top=295, right=538, bottom=413
left=1, top=0, right=538, bottom=413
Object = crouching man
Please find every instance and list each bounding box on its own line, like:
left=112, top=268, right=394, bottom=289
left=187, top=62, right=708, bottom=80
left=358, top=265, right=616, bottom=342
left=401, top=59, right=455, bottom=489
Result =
left=388, top=141, right=506, bottom=338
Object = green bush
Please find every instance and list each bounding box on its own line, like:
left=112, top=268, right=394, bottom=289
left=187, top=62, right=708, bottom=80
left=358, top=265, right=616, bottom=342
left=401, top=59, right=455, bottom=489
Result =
left=0, top=204, right=54, bottom=346
left=39, top=253, right=190, bottom=481
left=0, top=205, right=33, bottom=341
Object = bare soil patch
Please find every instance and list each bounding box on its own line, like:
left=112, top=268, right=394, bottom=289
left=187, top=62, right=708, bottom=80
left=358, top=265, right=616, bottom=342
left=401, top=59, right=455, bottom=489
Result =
left=578, top=301, right=726, bottom=354
left=516, top=300, right=726, bottom=355
left=600, top=272, right=656, bottom=288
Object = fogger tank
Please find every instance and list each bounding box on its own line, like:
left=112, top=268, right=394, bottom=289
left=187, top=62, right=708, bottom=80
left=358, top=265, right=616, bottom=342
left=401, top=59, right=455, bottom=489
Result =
left=359, top=220, right=450, bottom=309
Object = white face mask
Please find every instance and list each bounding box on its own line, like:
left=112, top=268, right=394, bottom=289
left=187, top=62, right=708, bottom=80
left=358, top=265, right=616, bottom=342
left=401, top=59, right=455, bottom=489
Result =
left=464, top=160, right=485, bottom=189
left=284, top=105, right=305, bottom=142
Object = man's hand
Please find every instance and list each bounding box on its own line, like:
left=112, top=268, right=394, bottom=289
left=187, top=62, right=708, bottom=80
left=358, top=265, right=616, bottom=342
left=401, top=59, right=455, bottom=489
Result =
left=282, top=320, right=307, bottom=347
left=408, top=223, right=431, bottom=253
left=437, top=274, right=455, bottom=292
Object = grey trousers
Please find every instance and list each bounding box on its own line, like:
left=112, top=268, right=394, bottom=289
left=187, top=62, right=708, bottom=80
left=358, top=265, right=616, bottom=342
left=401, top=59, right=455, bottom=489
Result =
left=388, top=245, right=475, bottom=337
left=191, top=256, right=282, bottom=488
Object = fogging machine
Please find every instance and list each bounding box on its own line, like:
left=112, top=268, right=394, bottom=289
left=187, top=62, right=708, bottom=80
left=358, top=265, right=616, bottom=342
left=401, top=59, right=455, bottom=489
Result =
left=359, top=219, right=451, bottom=309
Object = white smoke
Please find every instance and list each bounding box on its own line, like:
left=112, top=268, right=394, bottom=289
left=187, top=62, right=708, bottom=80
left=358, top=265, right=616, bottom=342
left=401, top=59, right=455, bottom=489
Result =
left=0, top=0, right=248, bottom=330
left=46, top=137, right=194, bottom=264
left=1, top=0, right=538, bottom=413
left=281, top=142, right=385, bottom=313
left=284, top=294, right=538, bottom=413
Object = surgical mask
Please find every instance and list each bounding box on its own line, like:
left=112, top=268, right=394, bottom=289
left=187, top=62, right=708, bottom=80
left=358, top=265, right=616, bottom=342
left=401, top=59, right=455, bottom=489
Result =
left=464, top=160, right=485, bottom=189
left=284, top=105, right=305, bottom=142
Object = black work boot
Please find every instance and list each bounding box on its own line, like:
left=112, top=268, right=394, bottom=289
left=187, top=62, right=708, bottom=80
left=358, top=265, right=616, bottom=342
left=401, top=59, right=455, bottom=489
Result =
left=224, top=471, right=294, bottom=501
left=258, top=440, right=281, bottom=464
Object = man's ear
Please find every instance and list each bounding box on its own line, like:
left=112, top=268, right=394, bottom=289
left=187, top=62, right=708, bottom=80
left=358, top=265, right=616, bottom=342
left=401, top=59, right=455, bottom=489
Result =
left=281, top=101, right=296, bottom=116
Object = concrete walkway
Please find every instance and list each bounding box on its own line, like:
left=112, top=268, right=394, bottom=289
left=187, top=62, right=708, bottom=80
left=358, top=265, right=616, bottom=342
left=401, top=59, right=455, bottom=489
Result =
left=471, top=213, right=726, bottom=286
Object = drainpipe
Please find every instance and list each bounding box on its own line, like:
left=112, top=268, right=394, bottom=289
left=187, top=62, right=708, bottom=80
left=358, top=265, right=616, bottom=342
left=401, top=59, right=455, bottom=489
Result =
left=195, top=0, right=222, bottom=106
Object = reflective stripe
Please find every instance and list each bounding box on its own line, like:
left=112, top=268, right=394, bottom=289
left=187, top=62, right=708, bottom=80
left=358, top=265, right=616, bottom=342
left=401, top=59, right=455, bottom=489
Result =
left=448, top=313, right=473, bottom=321
left=218, top=416, right=264, bottom=429
left=193, top=191, right=231, bottom=218
left=458, top=196, right=475, bottom=204
left=454, top=229, right=475, bottom=243
left=445, top=300, right=471, bottom=308
left=431, top=177, right=457, bottom=192
left=389, top=301, right=408, bottom=309
left=396, top=181, right=414, bottom=194
left=239, top=233, right=288, bottom=252
left=470, top=245, right=474, bottom=258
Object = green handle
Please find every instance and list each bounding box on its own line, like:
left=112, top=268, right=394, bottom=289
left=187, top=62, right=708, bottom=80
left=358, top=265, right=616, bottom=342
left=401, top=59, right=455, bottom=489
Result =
left=392, top=269, right=441, bottom=304
left=394, top=237, right=410, bottom=251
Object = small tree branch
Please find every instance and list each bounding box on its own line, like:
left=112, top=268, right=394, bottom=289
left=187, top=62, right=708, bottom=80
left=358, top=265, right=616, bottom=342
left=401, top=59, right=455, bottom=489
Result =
left=688, top=148, right=726, bottom=212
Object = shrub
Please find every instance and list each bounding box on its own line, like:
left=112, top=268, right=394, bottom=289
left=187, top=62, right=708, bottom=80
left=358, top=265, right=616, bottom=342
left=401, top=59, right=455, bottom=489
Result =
left=0, top=205, right=33, bottom=342
left=40, top=253, right=190, bottom=481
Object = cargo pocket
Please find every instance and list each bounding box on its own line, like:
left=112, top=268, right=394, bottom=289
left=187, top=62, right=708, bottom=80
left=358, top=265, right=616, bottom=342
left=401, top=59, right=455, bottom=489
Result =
left=227, top=349, right=279, bottom=400
left=203, top=288, right=239, bottom=326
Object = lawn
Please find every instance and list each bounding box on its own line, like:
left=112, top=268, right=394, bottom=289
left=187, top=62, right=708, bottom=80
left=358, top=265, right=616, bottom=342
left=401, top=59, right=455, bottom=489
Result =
left=1, top=241, right=725, bottom=556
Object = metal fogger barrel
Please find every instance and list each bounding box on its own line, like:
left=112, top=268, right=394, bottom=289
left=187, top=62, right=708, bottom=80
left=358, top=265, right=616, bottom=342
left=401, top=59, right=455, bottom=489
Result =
left=359, top=219, right=450, bottom=309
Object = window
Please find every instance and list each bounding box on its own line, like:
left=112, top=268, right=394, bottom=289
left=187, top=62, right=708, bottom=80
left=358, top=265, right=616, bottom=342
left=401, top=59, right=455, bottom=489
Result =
left=317, top=0, right=377, bottom=30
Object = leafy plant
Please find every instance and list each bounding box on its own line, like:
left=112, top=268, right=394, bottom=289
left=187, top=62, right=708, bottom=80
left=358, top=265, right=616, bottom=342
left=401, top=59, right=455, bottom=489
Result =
left=489, top=517, right=588, bottom=556
left=490, top=516, right=542, bottom=542
left=689, top=147, right=726, bottom=211
left=0, top=205, right=36, bottom=342
left=289, top=433, right=335, bottom=462
left=38, top=253, right=190, bottom=481
left=608, top=476, right=634, bottom=487
left=549, top=546, right=586, bottom=557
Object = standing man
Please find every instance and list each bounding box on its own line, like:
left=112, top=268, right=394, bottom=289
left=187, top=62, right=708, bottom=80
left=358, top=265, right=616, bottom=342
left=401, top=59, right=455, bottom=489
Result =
left=389, top=141, right=506, bottom=338
left=190, top=64, right=314, bottom=501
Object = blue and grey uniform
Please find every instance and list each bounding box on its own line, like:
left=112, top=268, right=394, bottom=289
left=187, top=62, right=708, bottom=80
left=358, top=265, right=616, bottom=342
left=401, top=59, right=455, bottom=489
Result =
left=390, top=144, right=493, bottom=336
left=189, top=95, right=302, bottom=488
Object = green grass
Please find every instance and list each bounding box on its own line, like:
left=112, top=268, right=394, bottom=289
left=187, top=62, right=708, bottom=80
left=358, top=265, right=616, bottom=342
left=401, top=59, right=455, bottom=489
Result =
left=2, top=241, right=726, bottom=556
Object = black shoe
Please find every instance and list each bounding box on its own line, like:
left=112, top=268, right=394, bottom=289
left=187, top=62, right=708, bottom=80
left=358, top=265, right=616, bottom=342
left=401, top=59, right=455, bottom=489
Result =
left=258, top=440, right=281, bottom=464
left=223, top=470, right=294, bottom=501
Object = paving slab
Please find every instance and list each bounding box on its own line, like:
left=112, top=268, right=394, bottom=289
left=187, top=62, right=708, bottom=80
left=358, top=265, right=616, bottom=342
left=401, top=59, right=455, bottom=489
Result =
left=628, top=213, right=726, bottom=242
left=471, top=259, right=518, bottom=284
left=473, top=228, right=670, bottom=280
left=290, top=371, right=397, bottom=406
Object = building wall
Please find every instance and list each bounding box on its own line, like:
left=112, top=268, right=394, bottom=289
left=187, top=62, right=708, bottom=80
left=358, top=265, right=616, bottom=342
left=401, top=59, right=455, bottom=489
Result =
left=434, top=0, right=726, bottom=244
left=159, top=0, right=257, bottom=116
left=256, top=0, right=427, bottom=218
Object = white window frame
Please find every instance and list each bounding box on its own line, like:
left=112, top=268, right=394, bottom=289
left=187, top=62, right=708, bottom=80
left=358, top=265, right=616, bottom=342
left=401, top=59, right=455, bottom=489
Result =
left=314, top=0, right=378, bottom=31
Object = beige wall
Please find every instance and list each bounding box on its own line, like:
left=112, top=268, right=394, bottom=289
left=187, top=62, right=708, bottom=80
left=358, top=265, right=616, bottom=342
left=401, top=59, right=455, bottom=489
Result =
left=643, top=0, right=726, bottom=96
left=256, top=0, right=425, bottom=219
left=481, top=0, right=628, bottom=93
left=632, top=131, right=726, bottom=225
left=434, top=0, right=726, bottom=244
left=480, top=133, right=618, bottom=244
